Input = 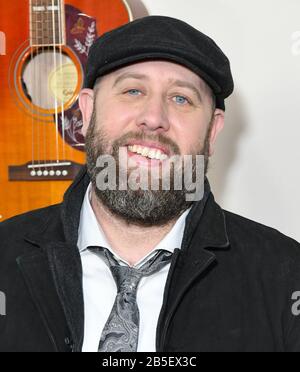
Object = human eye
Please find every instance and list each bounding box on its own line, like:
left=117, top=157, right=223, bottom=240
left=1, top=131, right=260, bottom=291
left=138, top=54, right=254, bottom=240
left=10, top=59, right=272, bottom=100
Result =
left=125, top=88, right=142, bottom=96
left=172, top=95, right=191, bottom=105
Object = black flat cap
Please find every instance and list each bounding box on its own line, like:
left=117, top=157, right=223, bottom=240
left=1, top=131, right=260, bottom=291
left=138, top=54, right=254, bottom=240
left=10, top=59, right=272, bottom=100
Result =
left=84, top=16, right=234, bottom=110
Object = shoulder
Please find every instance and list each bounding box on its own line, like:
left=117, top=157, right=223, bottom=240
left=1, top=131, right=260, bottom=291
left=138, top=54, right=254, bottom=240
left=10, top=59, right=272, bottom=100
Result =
left=0, top=204, right=61, bottom=244
left=224, top=209, right=300, bottom=247
left=223, top=209, right=300, bottom=272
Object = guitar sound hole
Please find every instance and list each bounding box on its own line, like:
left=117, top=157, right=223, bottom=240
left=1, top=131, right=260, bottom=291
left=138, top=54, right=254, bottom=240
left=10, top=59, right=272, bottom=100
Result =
left=21, top=46, right=79, bottom=112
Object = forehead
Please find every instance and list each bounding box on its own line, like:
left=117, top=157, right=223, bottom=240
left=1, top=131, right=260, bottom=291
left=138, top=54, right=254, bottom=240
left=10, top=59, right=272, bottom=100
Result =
left=102, top=60, right=212, bottom=92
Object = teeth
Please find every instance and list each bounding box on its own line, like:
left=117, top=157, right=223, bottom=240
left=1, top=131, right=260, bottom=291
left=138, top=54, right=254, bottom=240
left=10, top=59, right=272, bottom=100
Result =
left=136, top=146, right=143, bottom=154
left=160, top=154, right=169, bottom=160
left=128, top=145, right=168, bottom=161
left=148, top=149, right=157, bottom=159
left=141, top=148, right=149, bottom=157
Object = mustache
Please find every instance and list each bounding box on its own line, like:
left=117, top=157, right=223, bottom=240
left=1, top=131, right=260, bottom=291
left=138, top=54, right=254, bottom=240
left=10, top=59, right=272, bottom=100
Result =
left=110, top=131, right=181, bottom=157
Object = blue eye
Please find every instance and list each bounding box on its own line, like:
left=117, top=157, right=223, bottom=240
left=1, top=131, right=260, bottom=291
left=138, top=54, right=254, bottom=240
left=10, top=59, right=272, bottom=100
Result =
left=173, top=95, right=189, bottom=105
left=127, top=89, right=141, bottom=96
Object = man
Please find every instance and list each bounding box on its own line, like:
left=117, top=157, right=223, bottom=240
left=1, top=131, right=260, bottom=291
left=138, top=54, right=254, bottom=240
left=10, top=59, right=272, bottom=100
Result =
left=0, top=16, right=300, bottom=352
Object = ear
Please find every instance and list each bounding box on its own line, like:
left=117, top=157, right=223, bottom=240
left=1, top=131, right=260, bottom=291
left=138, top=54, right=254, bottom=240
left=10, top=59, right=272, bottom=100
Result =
left=78, top=88, right=95, bottom=137
left=208, top=109, right=225, bottom=156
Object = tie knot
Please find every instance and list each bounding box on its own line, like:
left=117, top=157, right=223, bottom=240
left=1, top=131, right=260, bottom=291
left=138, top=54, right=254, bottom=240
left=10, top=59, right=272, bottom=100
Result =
left=90, top=247, right=173, bottom=294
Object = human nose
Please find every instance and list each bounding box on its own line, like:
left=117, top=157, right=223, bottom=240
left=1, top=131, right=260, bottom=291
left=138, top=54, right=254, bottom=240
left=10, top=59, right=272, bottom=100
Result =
left=136, top=95, right=170, bottom=132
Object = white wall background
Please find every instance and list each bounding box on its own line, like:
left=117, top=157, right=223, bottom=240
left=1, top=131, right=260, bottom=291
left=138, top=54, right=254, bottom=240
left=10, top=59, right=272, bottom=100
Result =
left=127, top=0, right=300, bottom=242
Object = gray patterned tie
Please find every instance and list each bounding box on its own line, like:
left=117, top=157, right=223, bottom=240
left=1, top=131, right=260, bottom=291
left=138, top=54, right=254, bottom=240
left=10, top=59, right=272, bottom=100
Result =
left=89, top=247, right=173, bottom=352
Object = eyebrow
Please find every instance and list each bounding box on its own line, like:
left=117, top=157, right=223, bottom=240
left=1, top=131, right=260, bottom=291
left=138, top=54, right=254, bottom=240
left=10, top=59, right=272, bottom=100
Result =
left=112, top=73, right=203, bottom=103
left=112, top=73, right=149, bottom=88
left=170, top=80, right=203, bottom=103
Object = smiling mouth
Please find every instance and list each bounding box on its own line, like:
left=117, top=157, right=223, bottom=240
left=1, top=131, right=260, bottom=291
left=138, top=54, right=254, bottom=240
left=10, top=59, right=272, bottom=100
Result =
left=126, top=144, right=169, bottom=161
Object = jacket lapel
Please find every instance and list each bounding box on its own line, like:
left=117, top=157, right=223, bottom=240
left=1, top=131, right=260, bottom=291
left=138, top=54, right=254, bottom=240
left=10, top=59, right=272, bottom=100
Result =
left=18, top=166, right=89, bottom=352
left=17, top=249, right=71, bottom=351
left=157, top=192, right=230, bottom=351
left=44, top=241, right=84, bottom=352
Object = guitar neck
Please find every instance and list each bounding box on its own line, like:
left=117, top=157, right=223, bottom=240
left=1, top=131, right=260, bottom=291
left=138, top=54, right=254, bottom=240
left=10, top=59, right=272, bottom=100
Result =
left=29, top=0, right=66, bottom=47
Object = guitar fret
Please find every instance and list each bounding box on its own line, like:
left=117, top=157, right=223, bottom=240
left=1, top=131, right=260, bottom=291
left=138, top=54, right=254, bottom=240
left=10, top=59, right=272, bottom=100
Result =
left=33, top=22, right=60, bottom=27
left=31, top=36, right=62, bottom=40
left=31, top=0, right=60, bottom=6
left=32, top=19, right=60, bottom=22
left=31, top=18, right=60, bottom=23
left=32, top=5, right=59, bottom=12
left=32, top=13, right=60, bottom=17
left=31, top=42, right=64, bottom=47
left=31, top=36, right=63, bottom=42
left=31, top=10, right=60, bottom=15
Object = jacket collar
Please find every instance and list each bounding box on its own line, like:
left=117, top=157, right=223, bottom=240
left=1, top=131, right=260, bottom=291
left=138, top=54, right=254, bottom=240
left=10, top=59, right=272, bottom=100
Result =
left=181, top=181, right=229, bottom=253
left=25, top=165, right=229, bottom=252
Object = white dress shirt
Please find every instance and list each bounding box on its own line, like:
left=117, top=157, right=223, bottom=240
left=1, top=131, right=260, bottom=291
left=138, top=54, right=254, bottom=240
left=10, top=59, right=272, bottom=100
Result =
left=77, top=183, right=192, bottom=352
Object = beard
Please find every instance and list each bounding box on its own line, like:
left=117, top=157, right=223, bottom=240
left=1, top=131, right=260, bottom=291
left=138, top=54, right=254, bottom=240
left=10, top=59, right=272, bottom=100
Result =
left=85, top=107, right=211, bottom=227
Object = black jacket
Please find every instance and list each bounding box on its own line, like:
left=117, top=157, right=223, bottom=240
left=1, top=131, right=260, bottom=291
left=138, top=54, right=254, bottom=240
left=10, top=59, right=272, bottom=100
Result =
left=1, top=167, right=300, bottom=352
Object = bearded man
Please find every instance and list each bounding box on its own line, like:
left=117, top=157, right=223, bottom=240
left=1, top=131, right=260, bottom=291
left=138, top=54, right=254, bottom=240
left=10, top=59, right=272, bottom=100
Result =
left=1, top=16, right=300, bottom=352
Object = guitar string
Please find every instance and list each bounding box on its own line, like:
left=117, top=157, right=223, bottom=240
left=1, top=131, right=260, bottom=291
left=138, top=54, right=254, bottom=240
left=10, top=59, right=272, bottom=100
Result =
left=41, top=0, right=47, bottom=171
left=33, top=0, right=41, bottom=170
left=46, top=0, right=55, bottom=174
left=36, top=0, right=42, bottom=171
left=35, top=0, right=41, bottom=170
left=57, top=0, right=66, bottom=162
left=29, top=0, right=35, bottom=170
left=51, top=0, right=60, bottom=164
left=38, top=0, right=41, bottom=168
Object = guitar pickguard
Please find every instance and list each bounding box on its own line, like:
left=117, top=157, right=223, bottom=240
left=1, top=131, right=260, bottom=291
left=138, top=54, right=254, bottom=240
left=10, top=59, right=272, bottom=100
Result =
left=57, top=4, right=98, bottom=151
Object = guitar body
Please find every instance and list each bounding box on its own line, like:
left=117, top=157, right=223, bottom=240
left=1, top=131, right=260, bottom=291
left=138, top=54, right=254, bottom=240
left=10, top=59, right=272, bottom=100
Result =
left=0, top=0, right=132, bottom=221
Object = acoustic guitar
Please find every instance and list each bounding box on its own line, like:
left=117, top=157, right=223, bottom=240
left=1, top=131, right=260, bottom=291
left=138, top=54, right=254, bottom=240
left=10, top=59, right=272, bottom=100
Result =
left=0, top=0, right=132, bottom=221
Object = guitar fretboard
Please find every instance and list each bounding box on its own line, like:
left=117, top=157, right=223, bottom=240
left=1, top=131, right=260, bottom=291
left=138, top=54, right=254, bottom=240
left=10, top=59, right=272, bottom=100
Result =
left=30, top=0, right=65, bottom=46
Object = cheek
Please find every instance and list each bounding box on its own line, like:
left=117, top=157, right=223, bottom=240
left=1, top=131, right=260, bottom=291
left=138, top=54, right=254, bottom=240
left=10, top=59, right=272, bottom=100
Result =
left=95, top=102, right=137, bottom=137
left=171, top=114, right=209, bottom=153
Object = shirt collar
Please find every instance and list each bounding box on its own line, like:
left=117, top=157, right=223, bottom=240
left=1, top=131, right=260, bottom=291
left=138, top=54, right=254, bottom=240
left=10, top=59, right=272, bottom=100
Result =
left=77, top=183, right=111, bottom=253
left=77, top=183, right=192, bottom=266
